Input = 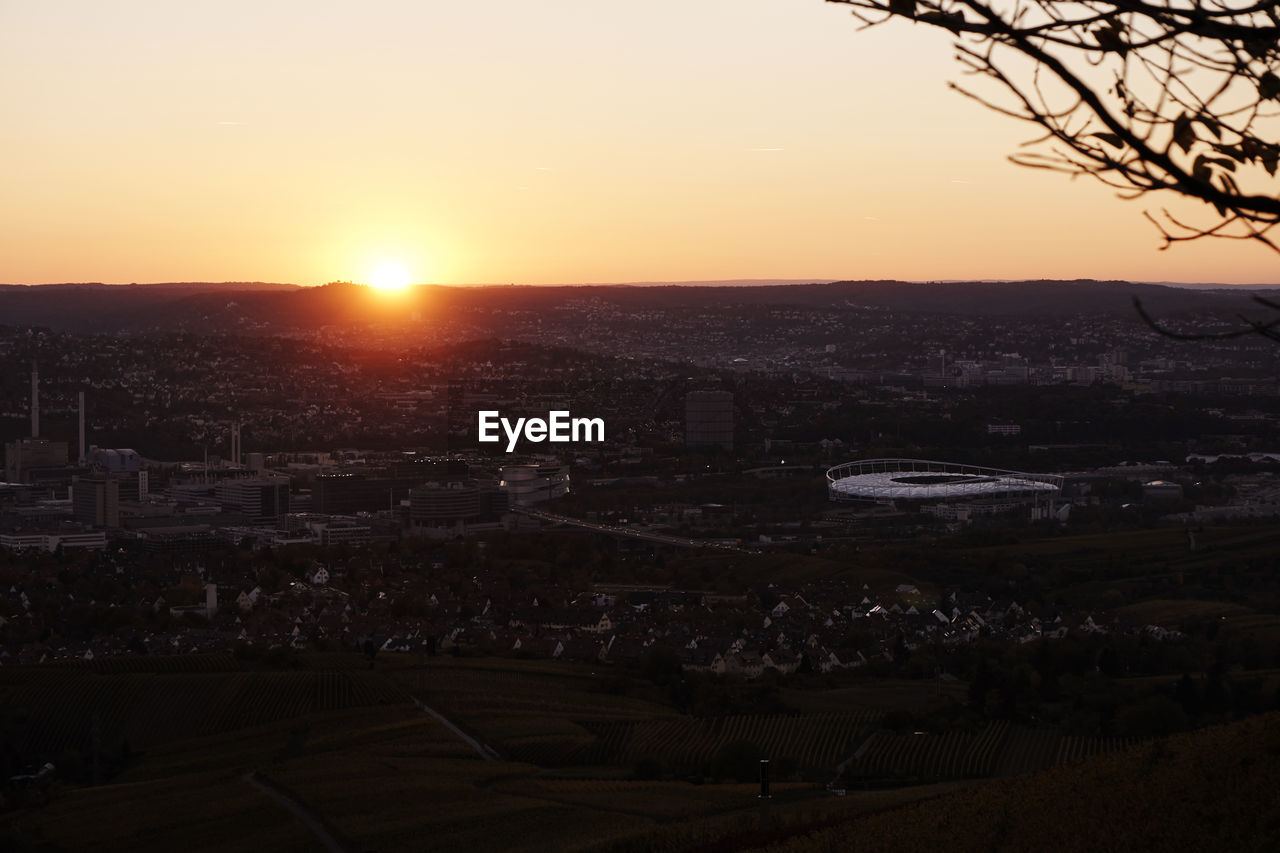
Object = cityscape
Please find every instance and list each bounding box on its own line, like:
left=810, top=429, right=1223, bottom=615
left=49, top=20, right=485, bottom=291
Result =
left=1, top=279, right=1278, bottom=851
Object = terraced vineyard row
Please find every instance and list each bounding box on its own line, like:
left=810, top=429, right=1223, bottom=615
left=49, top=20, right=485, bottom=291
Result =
left=846, top=724, right=1144, bottom=781
left=1056, top=735, right=1139, bottom=765
left=567, top=710, right=883, bottom=771
left=848, top=720, right=1010, bottom=780
left=993, top=725, right=1065, bottom=777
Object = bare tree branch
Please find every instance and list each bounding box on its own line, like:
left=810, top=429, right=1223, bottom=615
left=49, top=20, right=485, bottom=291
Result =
left=826, top=1, right=1280, bottom=248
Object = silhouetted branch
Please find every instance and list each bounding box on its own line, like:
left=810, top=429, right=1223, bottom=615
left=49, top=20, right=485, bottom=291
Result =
left=827, top=1, right=1280, bottom=250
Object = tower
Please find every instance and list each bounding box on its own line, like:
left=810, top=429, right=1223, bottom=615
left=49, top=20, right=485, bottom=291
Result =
left=78, top=391, right=86, bottom=465
left=30, top=360, right=39, bottom=438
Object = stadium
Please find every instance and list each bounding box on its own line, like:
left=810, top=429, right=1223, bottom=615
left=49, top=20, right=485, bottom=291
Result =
left=826, top=459, right=1063, bottom=520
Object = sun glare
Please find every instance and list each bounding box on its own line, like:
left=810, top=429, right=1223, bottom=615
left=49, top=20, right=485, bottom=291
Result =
left=368, top=262, right=411, bottom=291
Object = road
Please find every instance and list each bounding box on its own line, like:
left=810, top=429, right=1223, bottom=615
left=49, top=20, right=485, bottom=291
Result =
left=244, top=771, right=354, bottom=853
left=513, top=507, right=754, bottom=552
left=413, top=697, right=501, bottom=761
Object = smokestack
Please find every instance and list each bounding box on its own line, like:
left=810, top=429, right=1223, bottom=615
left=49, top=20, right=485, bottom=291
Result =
left=79, top=391, right=86, bottom=465
left=30, top=360, right=39, bottom=438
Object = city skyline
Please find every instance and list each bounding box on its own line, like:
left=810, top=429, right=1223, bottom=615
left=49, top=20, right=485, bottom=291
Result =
left=4, top=1, right=1278, bottom=288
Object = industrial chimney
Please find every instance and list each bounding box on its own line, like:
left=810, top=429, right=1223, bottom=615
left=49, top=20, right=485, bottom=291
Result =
left=30, top=360, right=39, bottom=438
left=79, top=391, right=86, bottom=465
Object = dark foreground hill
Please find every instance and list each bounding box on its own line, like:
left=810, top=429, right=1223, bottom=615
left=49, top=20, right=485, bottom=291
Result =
left=2, top=654, right=1276, bottom=852
left=737, top=711, right=1280, bottom=853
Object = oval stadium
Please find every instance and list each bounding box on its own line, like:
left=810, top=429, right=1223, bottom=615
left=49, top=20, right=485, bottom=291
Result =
left=826, top=459, right=1062, bottom=519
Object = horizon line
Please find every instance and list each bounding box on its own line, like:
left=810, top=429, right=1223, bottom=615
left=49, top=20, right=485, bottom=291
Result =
left=3, top=278, right=1279, bottom=289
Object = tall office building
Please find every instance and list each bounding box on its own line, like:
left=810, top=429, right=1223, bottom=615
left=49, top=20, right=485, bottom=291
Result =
left=215, top=476, right=291, bottom=524
left=72, top=473, right=121, bottom=528
left=684, top=390, right=734, bottom=451
left=407, top=480, right=508, bottom=531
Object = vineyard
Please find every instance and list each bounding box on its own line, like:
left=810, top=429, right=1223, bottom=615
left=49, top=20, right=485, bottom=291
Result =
left=846, top=721, right=1010, bottom=780
left=846, top=723, right=1142, bottom=782
left=0, top=663, right=411, bottom=758
left=5, top=645, right=1254, bottom=853
left=570, top=711, right=882, bottom=773
left=405, top=659, right=679, bottom=764
left=394, top=659, right=1140, bottom=779
left=1054, top=734, right=1139, bottom=766
left=408, top=662, right=883, bottom=772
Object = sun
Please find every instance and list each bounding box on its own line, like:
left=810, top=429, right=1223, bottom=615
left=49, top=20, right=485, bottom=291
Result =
left=368, top=262, right=411, bottom=291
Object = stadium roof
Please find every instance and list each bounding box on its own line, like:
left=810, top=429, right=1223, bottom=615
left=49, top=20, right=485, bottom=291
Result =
left=827, top=459, right=1062, bottom=502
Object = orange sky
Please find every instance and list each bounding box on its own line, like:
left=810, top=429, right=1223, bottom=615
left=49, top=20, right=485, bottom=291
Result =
left=2, top=1, right=1276, bottom=286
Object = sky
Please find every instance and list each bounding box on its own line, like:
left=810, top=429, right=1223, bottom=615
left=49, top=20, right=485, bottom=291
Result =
left=1, top=0, right=1276, bottom=286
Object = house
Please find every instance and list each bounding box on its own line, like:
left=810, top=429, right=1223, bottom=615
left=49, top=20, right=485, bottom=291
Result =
left=512, top=636, right=563, bottom=659
left=762, top=647, right=800, bottom=675
left=725, top=650, right=765, bottom=679
left=680, top=645, right=721, bottom=673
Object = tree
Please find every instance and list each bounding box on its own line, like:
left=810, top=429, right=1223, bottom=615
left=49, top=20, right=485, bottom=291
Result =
left=828, top=1, right=1280, bottom=251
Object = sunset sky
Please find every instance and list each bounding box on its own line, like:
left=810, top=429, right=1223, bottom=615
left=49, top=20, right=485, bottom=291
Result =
left=2, top=0, right=1276, bottom=286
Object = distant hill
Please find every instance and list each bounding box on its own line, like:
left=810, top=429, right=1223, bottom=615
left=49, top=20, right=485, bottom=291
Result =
left=0, top=281, right=300, bottom=290
left=1, top=279, right=1275, bottom=334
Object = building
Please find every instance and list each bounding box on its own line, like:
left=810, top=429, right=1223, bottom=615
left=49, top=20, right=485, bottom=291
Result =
left=72, top=473, right=125, bottom=528
left=215, top=476, right=291, bottom=524
left=0, top=530, right=106, bottom=553
left=4, top=438, right=69, bottom=485
left=685, top=390, right=734, bottom=451
left=408, top=480, right=508, bottom=532
left=1142, top=480, right=1184, bottom=503
left=499, top=465, right=569, bottom=506
left=131, top=524, right=228, bottom=555
left=827, top=458, right=1062, bottom=521
left=85, top=447, right=143, bottom=472
left=308, top=519, right=374, bottom=547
